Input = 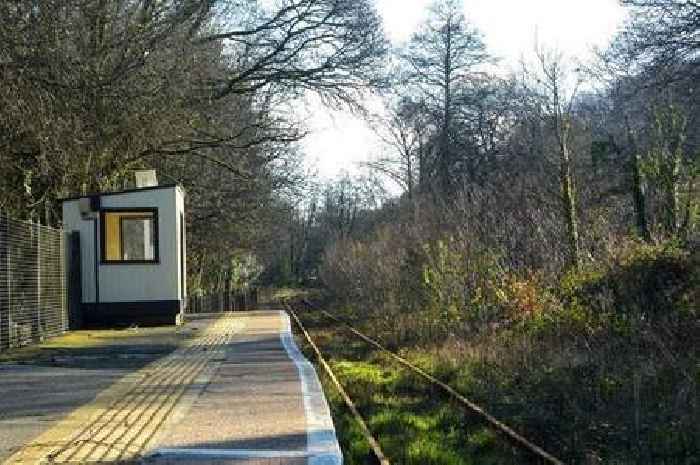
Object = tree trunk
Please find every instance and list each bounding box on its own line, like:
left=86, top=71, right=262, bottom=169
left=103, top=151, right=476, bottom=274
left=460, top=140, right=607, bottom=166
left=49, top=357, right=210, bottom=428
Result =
left=560, top=128, right=580, bottom=269
left=440, top=19, right=452, bottom=196
left=417, top=134, right=426, bottom=192
left=679, top=174, right=696, bottom=241
left=655, top=104, right=686, bottom=238
left=406, top=146, right=414, bottom=204
left=626, top=121, right=651, bottom=242
left=665, top=148, right=682, bottom=235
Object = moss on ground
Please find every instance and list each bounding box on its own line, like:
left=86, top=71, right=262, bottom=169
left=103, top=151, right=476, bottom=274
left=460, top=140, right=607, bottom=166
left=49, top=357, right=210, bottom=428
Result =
left=296, top=311, right=527, bottom=465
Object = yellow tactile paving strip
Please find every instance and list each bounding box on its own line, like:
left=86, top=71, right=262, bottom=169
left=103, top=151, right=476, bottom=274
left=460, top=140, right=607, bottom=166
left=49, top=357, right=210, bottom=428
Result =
left=3, top=314, right=247, bottom=465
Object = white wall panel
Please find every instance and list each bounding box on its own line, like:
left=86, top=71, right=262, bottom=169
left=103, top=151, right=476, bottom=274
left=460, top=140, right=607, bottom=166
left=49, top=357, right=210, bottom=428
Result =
left=62, top=186, right=183, bottom=304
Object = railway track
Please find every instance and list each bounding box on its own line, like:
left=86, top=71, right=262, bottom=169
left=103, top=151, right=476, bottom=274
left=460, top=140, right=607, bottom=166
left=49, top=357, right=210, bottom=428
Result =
left=287, top=299, right=568, bottom=465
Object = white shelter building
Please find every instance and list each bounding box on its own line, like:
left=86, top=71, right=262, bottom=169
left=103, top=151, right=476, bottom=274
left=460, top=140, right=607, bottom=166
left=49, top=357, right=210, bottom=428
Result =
left=61, top=183, right=186, bottom=325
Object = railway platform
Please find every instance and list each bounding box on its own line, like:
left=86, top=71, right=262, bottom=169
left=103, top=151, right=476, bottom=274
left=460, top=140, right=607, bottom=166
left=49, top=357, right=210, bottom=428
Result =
left=0, top=311, right=340, bottom=465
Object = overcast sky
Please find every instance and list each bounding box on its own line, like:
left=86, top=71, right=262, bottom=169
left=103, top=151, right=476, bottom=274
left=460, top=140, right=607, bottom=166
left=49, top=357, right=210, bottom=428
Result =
left=302, top=0, right=627, bottom=181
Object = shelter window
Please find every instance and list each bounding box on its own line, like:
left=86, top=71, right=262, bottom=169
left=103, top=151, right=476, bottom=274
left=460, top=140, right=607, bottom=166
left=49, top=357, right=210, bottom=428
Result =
left=102, top=210, right=158, bottom=263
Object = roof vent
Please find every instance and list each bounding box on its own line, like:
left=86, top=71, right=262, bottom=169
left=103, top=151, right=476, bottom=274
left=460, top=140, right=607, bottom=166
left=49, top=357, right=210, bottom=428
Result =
left=134, top=170, right=158, bottom=188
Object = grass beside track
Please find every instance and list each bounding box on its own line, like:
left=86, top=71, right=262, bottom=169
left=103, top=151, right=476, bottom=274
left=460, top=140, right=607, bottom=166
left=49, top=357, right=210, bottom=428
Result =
left=294, top=309, right=526, bottom=465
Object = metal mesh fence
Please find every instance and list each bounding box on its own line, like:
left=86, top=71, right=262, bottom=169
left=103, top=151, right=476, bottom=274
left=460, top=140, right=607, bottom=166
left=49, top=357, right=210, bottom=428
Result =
left=0, top=213, right=67, bottom=351
left=186, top=288, right=257, bottom=314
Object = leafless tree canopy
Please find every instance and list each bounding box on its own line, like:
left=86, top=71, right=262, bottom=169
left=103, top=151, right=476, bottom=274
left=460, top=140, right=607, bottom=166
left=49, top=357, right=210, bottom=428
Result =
left=0, top=0, right=388, bottom=288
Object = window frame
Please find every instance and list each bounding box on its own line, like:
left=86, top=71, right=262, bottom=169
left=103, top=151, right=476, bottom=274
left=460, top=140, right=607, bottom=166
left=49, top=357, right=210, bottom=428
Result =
left=100, top=207, right=160, bottom=264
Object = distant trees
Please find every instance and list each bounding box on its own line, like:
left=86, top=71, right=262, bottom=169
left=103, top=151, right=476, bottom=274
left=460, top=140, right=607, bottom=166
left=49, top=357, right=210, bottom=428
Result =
left=620, top=0, right=699, bottom=77
left=592, top=0, right=699, bottom=244
left=399, top=0, right=490, bottom=194
left=366, top=97, right=429, bottom=202
left=259, top=172, right=389, bottom=286
left=260, top=3, right=698, bottom=462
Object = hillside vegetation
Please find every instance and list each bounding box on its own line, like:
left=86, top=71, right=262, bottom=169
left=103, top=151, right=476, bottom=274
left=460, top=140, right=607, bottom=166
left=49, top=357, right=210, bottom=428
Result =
left=311, top=233, right=697, bottom=464
left=272, top=1, right=699, bottom=463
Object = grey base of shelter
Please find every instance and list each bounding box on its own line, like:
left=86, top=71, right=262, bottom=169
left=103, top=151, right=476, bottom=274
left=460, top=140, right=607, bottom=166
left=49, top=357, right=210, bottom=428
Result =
left=81, top=300, right=183, bottom=327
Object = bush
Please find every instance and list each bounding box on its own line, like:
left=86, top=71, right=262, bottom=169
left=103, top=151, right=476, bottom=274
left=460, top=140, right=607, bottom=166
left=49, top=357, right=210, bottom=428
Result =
left=321, top=231, right=698, bottom=464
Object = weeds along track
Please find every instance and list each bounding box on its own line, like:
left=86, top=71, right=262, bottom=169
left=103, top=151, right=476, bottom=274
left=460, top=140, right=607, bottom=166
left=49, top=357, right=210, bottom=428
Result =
left=288, top=300, right=567, bottom=465
left=287, top=306, right=390, bottom=465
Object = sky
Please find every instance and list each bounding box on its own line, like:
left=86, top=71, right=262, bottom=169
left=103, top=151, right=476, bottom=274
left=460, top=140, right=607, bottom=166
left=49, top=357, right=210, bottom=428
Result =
left=302, top=0, right=628, bottom=181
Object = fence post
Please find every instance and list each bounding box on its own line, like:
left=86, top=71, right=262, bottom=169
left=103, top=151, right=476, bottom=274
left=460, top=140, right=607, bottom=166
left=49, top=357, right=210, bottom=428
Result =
left=60, top=231, right=67, bottom=331
left=0, top=213, right=8, bottom=350
left=67, top=232, right=82, bottom=329
left=36, top=222, right=42, bottom=340
left=5, top=214, right=12, bottom=349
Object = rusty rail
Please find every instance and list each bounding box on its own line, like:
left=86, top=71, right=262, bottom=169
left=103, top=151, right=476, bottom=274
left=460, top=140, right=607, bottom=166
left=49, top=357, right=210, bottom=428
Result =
left=298, top=299, right=568, bottom=465
left=286, top=305, right=390, bottom=465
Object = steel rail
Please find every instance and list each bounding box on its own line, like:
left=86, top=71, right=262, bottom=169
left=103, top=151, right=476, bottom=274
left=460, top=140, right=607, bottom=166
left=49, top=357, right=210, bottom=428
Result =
left=300, top=299, right=567, bottom=465
left=286, top=305, right=390, bottom=465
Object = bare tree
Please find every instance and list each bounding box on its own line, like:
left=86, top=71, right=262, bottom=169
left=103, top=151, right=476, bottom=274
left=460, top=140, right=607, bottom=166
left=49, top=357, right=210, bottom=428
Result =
left=648, top=102, right=689, bottom=235
left=619, top=0, right=700, bottom=79
left=366, top=97, right=431, bottom=202
left=399, top=0, right=489, bottom=194
left=520, top=47, right=582, bottom=269
left=0, top=0, right=389, bottom=219
left=201, top=0, right=389, bottom=106
left=590, top=46, right=653, bottom=241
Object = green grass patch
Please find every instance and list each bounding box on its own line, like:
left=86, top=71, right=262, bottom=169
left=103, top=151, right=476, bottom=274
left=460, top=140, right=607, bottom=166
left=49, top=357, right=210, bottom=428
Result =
left=297, top=311, right=525, bottom=465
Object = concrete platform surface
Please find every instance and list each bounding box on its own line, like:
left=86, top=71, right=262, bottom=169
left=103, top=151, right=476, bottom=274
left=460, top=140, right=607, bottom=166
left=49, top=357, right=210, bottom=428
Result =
left=0, top=311, right=340, bottom=465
